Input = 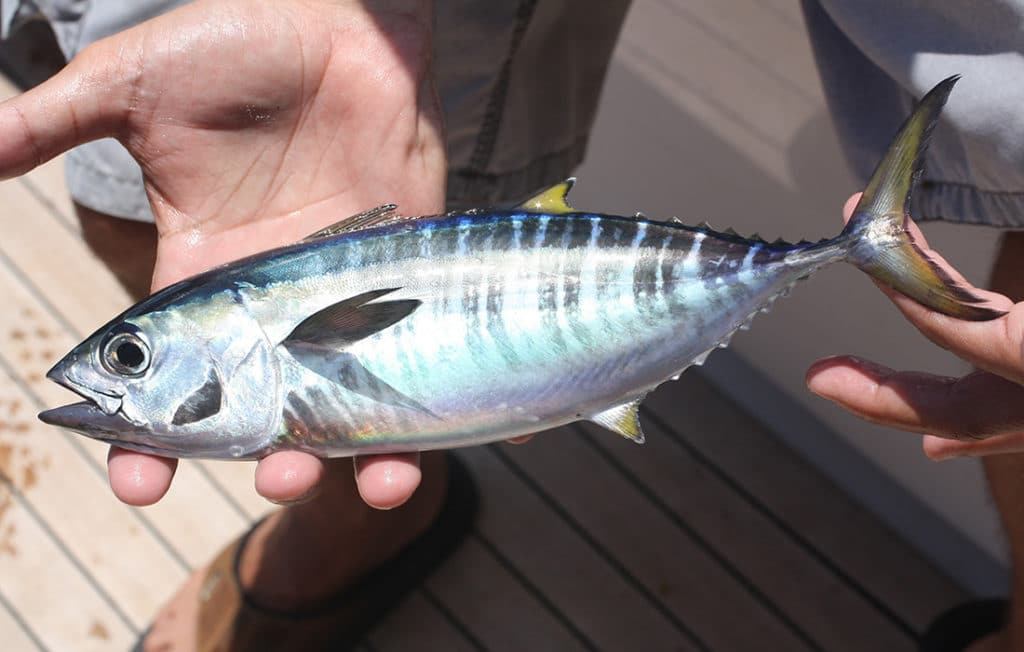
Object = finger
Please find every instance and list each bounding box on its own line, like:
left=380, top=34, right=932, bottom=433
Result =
left=107, top=447, right=178, bottom=506
left=353, top=453, right=422, bottom=510
left=842, top=196, right=1021, bottom=382
left=842, top=193, right=861, bottom=225
left=254, top=451, right=325, bottom=504
left=807, top=355, right=1024, bottom=439
left=0, top=38, right=132, bottom=178
left=875, top=279, right=1019, bottom=381
left=922, top=432, right=1024, bottom=460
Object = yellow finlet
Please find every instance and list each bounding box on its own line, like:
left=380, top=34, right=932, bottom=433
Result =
left=589, top=396, right=645, bottom=444
left=518, top=178, right=576, bottom=214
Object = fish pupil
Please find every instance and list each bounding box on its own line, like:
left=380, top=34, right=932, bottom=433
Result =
left=116, top=342, right=145, bottom=369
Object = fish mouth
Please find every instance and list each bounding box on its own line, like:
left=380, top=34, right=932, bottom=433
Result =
left=37, top=402, right=180, bottom=457
left=40, top=356, right=127, bottom=441
left=44, top=357, right=123, bottom=415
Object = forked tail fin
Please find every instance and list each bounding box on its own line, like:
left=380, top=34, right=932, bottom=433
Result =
left=842, top=75, right=1004, bottom=321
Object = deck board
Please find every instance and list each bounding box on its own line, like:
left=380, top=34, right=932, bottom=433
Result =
left=366, top=591, right=480, bottom=652
left=643, top=378, right=968, bottom=632
left=460, top=445, right=705, bottom=651
left=0, top=599, right=42, bottom=652
left=499, top=432, right=823, bottom=651
left=0, top=1, right=979, bottom=650
left=0, top=479, right=135, bottom=651
left=424, top=534, right=592, bottom=652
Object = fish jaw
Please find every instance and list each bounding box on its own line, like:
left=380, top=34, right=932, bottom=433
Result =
left=38, top=401, right=135, bottom=445
left=45, top=355, right=123, bottom=415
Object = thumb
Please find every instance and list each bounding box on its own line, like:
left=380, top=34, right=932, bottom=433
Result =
left=0, top=40, right=132, bottom=178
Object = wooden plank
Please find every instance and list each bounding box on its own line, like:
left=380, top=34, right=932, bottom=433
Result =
left=0, top=268, right=247, bottom=571
left=20, top=159, right=79, bottom=235
left=581, top=415, right=920, bottom=652
left=425, top=535, right=591, bottom=652
left=366, top=590, right=478, bottom=652
left=501, top=429, right=824, bottom=652
left=0, top=143, right=268, bottom=522
left=0, top=598, right=43, bottom=652
left=0, top=177, right=253, bottom=564
left=0, top=347, right=187, bottom=628
left=643, top=373, right=968, bottom=630
left=460, top=445, right=703, bottom=652
left=0, top=486, right=134, bottom=651
left=0, top=75, right=77, bottom=234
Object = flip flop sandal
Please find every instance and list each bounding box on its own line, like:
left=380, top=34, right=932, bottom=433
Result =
left=134, top=453, right=478, bottom=652
left=918, top=599, right=1008, bottom=652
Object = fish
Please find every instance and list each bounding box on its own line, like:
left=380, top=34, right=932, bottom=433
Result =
left=38, top=75, right=1003, bottom=459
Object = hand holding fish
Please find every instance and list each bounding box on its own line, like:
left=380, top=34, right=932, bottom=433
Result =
left=808, top=194, right=1020, bottom=459
left=0, top=0, right=446, bottom=507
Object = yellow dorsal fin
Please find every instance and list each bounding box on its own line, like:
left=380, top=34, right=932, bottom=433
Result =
left=517, top=178, right=576, bottom=214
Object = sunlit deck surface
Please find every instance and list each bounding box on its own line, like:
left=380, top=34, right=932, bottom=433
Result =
left=0, top=2, right=970, bottom=650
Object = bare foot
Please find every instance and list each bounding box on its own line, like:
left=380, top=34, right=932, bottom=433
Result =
left=139, top=453, right=448, bottom=651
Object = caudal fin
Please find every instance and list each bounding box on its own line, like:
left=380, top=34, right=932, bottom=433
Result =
left=843, top=75, right=1004, bottom=321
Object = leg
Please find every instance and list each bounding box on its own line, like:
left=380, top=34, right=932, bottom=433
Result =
left=968, top=231, right=1024, bottom=652
left=142, top=452, right=449, bottom=651
left=75, top=203, right=157, bottom=301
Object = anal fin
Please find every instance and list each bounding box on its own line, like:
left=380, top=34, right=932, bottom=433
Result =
left=590, top=397, right=645, bottom=444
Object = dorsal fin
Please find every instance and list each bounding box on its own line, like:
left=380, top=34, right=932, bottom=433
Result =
left=589, top=396, right=645, bottom=443
left=518, top=178, right=576, bottom=214
left=303, top=204, right=400, bottom=241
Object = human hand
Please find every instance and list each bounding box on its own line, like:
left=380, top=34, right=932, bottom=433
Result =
left=806, top=194, right=1021, bottom=460
left=0, top=0, right=445, bottom=506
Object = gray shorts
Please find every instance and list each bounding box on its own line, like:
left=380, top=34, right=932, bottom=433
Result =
left=9, top=1, right=1024, bottom=227
left=803, top=0, right=1024, bottom=228
left=2, top=0, right=631, bottom=219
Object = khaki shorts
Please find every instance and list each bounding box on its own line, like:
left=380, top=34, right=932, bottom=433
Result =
left=3, top=0, right=632, bottom=219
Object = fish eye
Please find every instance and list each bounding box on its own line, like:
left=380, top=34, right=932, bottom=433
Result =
left=101, top=331, right=151, bottom=377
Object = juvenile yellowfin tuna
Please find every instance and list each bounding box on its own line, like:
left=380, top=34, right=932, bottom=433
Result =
left=39, top=76, right=1002, bottom=459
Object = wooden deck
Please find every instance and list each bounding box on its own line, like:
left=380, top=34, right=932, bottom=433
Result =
left=0, top=1, right=975, bottom=651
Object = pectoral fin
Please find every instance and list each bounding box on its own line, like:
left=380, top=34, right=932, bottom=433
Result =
left=283, top=289, right=421, bottom=350
left=590, top=397, right=645, bottom=443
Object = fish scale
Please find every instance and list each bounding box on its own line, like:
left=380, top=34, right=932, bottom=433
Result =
left=39, top=76, right=1006, bottom=459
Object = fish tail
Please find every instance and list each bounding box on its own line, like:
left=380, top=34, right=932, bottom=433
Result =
left=840, top=75, right=1004, bottom=321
